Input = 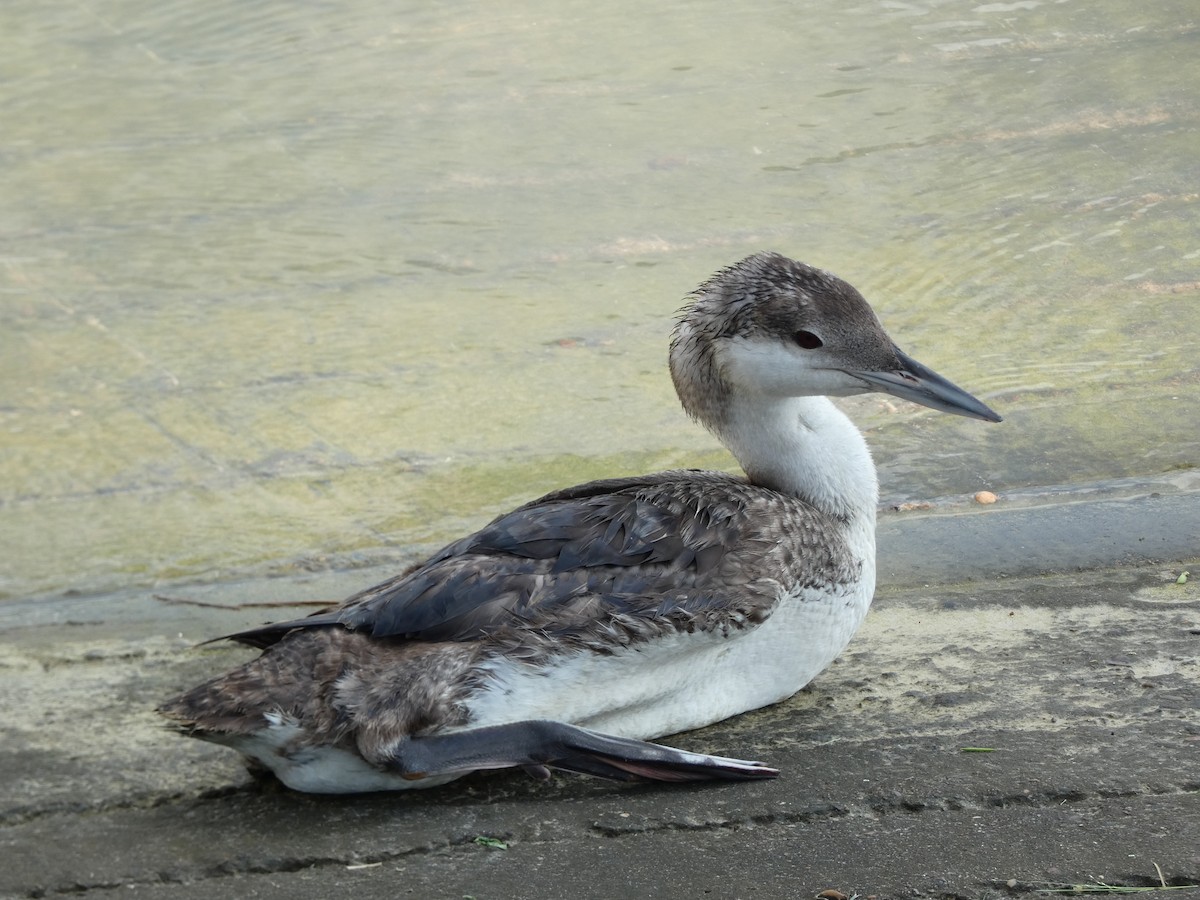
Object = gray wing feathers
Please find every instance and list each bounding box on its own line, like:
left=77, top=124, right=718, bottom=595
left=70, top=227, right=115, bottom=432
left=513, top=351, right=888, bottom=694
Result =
left=225, top=470, right=849, bottom=649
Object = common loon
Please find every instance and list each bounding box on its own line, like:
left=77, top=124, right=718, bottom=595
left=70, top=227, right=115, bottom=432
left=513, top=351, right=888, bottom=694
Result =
left=160, top=251, right=1001, bottom=793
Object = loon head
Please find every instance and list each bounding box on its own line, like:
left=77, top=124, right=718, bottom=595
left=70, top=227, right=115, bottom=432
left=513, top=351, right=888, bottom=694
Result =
left=670, top=251, right=1002, bottom=433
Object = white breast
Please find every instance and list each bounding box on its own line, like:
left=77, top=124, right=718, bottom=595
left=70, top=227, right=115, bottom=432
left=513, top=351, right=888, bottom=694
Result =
left=464, top=567, right=875, bottom=742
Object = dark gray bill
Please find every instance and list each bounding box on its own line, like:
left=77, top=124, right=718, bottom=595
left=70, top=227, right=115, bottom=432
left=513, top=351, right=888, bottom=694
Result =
left=850, top=347, right=1002, bottom=423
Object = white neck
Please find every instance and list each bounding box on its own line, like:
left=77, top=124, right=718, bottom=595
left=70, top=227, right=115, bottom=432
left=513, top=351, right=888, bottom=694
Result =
left=717, top=395, right=879, bottom=526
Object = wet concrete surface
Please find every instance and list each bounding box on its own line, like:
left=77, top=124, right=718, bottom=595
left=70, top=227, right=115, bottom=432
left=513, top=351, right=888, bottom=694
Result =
left=2, top=489, right=1198, bottom=899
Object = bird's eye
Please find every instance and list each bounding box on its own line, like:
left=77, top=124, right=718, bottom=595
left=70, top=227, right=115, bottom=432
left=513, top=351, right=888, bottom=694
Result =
left=793, top=330, right=823, bottom=350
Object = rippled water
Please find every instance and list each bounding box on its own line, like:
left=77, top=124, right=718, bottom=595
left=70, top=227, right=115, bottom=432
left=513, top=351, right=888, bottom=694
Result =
left=2, top=0, right=1197, bottom=600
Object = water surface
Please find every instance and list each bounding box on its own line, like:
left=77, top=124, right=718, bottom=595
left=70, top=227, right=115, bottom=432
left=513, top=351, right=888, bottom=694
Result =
left=2, top=0, right=1197, bottom=599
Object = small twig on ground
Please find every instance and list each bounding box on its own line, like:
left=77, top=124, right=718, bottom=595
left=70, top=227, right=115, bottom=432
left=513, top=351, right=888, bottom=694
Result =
left=1034, top=879, right=1199, bottom=894
left=153, top=594, right=331, bottom=610
left=1154, top=864, right=1168, bottom=889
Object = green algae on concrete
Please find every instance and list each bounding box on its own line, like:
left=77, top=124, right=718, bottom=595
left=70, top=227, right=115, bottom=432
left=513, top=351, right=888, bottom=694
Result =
left=2, top=544, right=1196, bottom=898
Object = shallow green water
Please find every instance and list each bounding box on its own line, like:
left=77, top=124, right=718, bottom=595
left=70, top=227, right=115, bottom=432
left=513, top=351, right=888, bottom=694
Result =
left=2, top=0, right=1197, bottom=600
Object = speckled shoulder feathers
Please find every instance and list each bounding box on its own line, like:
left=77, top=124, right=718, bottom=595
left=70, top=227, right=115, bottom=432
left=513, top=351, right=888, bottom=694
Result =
left=224, top=470, right=862, bottom=656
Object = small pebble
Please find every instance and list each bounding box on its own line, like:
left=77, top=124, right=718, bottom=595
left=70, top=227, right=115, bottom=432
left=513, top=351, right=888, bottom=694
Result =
left=974, top=490, right=998, bottom=505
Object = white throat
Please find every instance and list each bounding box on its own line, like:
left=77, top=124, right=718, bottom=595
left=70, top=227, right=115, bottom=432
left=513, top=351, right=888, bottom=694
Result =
left=719, top=394, right=879, bottom=526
